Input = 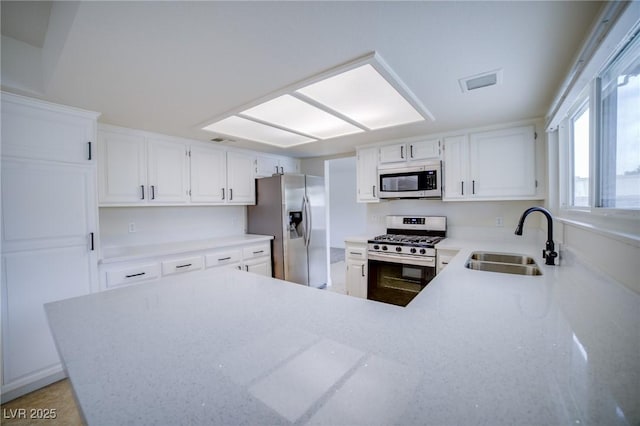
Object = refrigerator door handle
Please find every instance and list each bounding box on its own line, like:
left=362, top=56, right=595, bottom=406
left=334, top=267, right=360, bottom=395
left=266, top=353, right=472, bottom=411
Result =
left=301, top=196, right=308, bottom=247
left=304, top=195, right=312, bottom=248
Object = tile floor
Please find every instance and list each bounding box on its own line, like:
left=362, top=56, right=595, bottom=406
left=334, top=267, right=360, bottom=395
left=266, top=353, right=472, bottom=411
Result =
left=1, top=380, right=82, bottom=426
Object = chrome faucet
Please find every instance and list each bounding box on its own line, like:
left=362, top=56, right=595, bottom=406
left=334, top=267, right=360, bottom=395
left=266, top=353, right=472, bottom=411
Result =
left=515, top=207, right=558, bottom=266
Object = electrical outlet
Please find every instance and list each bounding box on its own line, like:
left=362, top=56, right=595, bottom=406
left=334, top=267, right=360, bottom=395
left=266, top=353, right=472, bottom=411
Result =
left=128, top=223, right=136, bottom=233
left=495, top=217, right=504, bottom=227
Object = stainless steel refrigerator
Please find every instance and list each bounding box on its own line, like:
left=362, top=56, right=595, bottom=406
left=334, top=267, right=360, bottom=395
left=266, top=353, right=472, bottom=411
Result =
left=247, top=174, right=327, bottom=288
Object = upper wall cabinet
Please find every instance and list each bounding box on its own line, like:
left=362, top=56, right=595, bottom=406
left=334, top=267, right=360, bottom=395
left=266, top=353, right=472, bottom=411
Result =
left=98, top=125, right=256, bottom=206
left=255, top=154, right=300, bottom=177
left=98, top=129, right=189, bottom=205
left=356, top=146, right=379, bottom=203
left=443, top=125, right=538, bottom=201
left=379, top=139, right=440, bottom=164
left=226, top=151, right=256, bottom=204
left=2, top=94, right=97, bottom=164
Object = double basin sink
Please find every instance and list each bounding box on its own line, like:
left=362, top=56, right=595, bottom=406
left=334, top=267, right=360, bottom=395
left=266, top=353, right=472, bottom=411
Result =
left=465, top=251, right=543, bottom=276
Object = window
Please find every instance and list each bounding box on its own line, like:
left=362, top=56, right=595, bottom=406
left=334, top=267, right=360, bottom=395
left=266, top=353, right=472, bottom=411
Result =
left=598, top=34, right=640, bottom=209
left=571, top=103, right=590, bottom=207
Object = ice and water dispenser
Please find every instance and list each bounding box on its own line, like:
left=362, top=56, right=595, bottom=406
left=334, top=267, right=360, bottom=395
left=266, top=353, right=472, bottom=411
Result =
left=288, top=211, right=303, bottom=239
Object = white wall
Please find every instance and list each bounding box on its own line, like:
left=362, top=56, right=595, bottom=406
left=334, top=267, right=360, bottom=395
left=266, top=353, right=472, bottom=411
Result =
left=364, top=199, right=543, bottom=241
left=327, top=157, right=367, bottom=248
left=99, top=206, right=246, bottom=247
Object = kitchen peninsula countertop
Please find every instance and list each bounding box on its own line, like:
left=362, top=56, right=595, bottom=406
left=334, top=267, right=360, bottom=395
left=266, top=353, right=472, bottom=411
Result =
left=46, top=238, right=639, bottom=425
left=100, top=234, right=274, bottom=264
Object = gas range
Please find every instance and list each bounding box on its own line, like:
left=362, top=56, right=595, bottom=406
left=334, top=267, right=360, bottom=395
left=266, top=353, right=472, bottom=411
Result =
left=367, top=216, right=446, bottom=259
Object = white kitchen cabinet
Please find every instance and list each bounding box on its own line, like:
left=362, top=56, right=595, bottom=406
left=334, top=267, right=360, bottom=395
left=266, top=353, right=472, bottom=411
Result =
left=241, top=243, right=272, bottom=276
left=226, top=151, right=255, bottom=204
left=147, top=138, right=190, bottom=203
left=443, top=125, right=537, bottom=200
left=244, top=257, right=272, bottom=276
left=98, top=129, right=147, bottom=203
left=379, top=139, right=440, bottom=164
left=356, top=146, right=379, bottom=203
left=99, top=130, right=189, bottom=205
left=255, top=154, right=300, bottom=177
left=106, top=262, right=161, bottom=288
left=409, top=139, right=440, bottom=161
left=161, top=255, right=203, bottom=276
left=345, top=243, right=367, bottom=299
left=205, top=248, right=242, bottom=269
left=255, top=155, right=281, bottom=177
left=1, top=93, right=99, bottom=402
left=442, top=135, right=469, bottom=200
left=190, top=145, right=227, bottom=203
left=99, top=125, right=256, bottom=206
left=279, top=156, right=300, bottom=174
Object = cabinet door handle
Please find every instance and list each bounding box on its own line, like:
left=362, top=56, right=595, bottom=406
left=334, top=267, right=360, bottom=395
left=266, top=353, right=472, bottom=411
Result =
left=90, top=232, right=95, bottom=251
left=349, top=251, right=360, bottom=255
left=373, top=185, right=376, bottom=197
left=410, top=144, right=414, bottom=158
left=245, top=265, right=249, bottom=271
left=253, top=250, right=264, bottom=254
left=275, top=166, right=279, bottom=174
left=237, top=266, right=242, bottom=270
left=400, top=146, right=404, bottom=159
left=221, top=188, right=225, bottom=200
left=176, top=263, right=192, bottom=269
left=461, top=181, right=464, bottom=196
left=472, top=180, right=475, bottom=195
left=88, top=141, right=92, bottom=161
left=151, top=185, right=156, bottom=200
left=125, top=272, right=146, bottom=278
left=280, top=166, right=284, bottom=174
left=218, top=256, right=231, bottom=261
left=141, top=185, right=145, bottom=200
left=361, top=264, right=365, bottom=277
left=229, top=188, right=233, bottom=200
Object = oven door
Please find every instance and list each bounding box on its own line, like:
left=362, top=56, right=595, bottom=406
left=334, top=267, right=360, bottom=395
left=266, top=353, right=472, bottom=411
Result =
left=367, top=254, right=436, bottom=307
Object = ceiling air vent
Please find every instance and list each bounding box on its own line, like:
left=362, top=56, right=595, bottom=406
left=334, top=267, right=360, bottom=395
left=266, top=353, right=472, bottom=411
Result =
left=459, top=69, right=503, bottom=93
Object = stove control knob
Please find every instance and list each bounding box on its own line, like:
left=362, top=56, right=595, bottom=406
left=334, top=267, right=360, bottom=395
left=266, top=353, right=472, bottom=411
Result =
left=419, top=248, right=426, bottom=255
left=382, top=246, right=388, bottom=251
left=395, top=246, right=402, bottom=252
left=373, top=245, right=380, bottom=250
left=410, top=248, right=417, bottom=254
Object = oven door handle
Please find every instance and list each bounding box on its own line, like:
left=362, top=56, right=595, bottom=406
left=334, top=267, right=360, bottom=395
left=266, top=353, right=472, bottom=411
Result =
left=368, top=252, right=436, bottom=268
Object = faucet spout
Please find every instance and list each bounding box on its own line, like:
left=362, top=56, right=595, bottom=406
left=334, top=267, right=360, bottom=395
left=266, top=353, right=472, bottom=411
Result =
left=515, top=207, right=558, bottom=266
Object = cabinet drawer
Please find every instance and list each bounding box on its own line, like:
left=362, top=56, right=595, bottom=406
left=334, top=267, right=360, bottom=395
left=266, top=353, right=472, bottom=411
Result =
left=205, top=249, right=242, bottom=268
left=107, top=263, right=161, bottom=288
left=161, top=256, right=203, bottom=276
left=243, top=243, right=270, bottom=259
left=346, top=247, right=367, bottom=260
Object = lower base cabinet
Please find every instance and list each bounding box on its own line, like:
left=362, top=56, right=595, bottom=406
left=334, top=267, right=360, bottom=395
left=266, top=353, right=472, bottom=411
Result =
left=100, top=241, right=273, bottom=290
left=345, top=242, right=367, bottom=299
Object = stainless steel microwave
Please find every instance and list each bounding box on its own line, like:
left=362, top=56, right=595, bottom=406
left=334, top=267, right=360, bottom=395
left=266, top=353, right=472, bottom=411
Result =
left=378, top=161, right=442, bottom=199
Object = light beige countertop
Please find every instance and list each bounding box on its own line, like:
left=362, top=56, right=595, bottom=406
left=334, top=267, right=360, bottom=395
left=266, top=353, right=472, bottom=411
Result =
left=47, top=235, right=639, bottom=425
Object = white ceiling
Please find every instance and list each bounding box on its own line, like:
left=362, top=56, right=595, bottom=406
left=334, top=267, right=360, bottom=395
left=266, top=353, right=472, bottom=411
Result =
left=1, top=1, right=603, bottom=158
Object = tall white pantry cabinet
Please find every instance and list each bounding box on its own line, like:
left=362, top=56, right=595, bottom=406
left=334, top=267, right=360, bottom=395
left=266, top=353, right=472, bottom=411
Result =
left=1, top=93, right=100, bottom=402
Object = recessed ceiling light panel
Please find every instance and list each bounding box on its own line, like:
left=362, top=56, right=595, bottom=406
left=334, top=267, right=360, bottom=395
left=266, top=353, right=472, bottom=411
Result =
left=200, top=53, right=433, bottom=147
left=203, top=116, right=315, bottom=147
left=296, top=64, right=425, bottom=130
left=241, top=95, right=364, bottom=139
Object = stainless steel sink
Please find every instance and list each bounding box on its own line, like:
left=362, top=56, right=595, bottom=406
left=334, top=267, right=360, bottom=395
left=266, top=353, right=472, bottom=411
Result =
left=469, top=252, right=537, bottom=265
left=465, top=251, right=542, bottom=276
